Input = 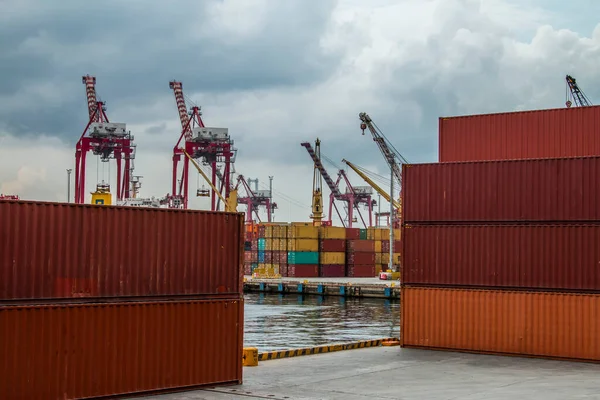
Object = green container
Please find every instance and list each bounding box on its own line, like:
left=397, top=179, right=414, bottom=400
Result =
left=287, top=251, right=319, bottom=265
left=359, top=229, right=368, bottom=240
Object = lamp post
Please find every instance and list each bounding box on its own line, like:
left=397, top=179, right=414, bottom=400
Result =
left=66, top=169, right=72, bottom=203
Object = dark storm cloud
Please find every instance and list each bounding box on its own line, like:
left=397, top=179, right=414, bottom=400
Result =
left=0, top=0, right=339, bottom=140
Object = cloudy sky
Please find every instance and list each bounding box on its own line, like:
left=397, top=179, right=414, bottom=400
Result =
left=1, top=0, right=600, bottom=224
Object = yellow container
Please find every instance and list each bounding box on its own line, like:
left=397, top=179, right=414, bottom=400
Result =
left=375, top=253, right=383, bottom=264
left=265, top=238, right=274, bottom=251
left=394, top=228, right=401, bottom=239
left=373, top=229, right=382, bottom=241
left=375, top=265, right=383, bottom=275
left=320, top=252, right=345, bottom=265
left=374, top=240, right=382, bottom=253
left=381, top=253, right=390, bottom=264
left=320, top=226, right=346, bottom=240
left=258, top=263, right=266, bottom=269
left=366, top=228, right=376, bottom=240
left=264, top=225, right=273, bottom=238
left=287, top=238, right=319, bottom=252
left=289, top=225, right=319, bottom=239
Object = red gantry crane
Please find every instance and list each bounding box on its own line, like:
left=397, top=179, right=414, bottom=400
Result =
left=74, top=75, right=136, bottom=204
left=566, top=75, right=592, bottom=107
left=301, top=140, right=374, bottom=228
left=235, top=175, right=276, bottom=223
left=359, top=112, right=406, bottom=228
left=168, top=81, right=237, bottom=210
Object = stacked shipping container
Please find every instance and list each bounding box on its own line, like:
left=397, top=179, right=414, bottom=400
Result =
left=319, top=226, right=347, bottom=277
left=401, top=106, right=600, bottom=362
left=243, top=224, right=399, bottom=278
left=0, top=200, right=245, bottom=398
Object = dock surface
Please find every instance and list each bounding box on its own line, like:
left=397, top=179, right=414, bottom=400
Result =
left=143, top=346, right=600, bottom=399
left=244, top=276, right=400, bottom=299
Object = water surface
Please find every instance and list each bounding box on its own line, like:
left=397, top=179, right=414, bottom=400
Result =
left=243, top=293, right=399, bottom=351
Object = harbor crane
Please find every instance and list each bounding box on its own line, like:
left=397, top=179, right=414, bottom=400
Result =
left=74, top=75, right=136, bottom=204
left=359, top=112, right=406, bottom=227
left=168, top=81, right=237, bottom=210
left=301, top=141, right=374, bottom=228
left=566, top=75, right=592, bottom=107
left=307, top=138, right=327, bottom=227
left=235, top=176, right=276, bottom=223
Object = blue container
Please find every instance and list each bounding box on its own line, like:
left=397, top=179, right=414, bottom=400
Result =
left=258, top=250, right=266, bottom=263
left=258, top=238, right=266, bottom=250
left=287, top=251, right=319, bottom=265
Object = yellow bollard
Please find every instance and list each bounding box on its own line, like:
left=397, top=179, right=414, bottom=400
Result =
left=242, top=347, right=259, bottom=367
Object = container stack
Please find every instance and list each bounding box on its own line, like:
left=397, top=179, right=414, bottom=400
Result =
left=0, top=200, right=245, bottom=399
left=346, top=228, right=377, bottom=277
left=243, top=224, right=258, bottom=275
left=287, top=223, right=320, bottom=277
left=401, top=105, right=600, bottom=363
left=375, top=227, right=401, bottom=274
left=319, top=226, right=347, bottom=277
left=270, top=223, right=289, bottom=277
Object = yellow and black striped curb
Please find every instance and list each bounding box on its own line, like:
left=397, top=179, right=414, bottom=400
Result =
left=258, top=337, right=399, bottom=361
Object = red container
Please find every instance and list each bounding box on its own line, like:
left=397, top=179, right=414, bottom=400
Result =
left=345, top=228, right=361, bottom=240
left=381, top=240, right=401, bottom=253
left=258, top=225, right=266, bottom=237
left=402, top=224, right=600, bottom=290
left=244, top=251, right=253, bottom=262
left=277, top=251, right=288, bottom=263
left=439, top=106, right=600, bottom=162
left=265, top=251, right=273, bottom=263
left=347, top=240, right=375, bottom=252
left=0, top=298, right=243, bottom=399
left=245, top=232, right=254, bottom=241
left=251, top=240, right=258, bottom=251
left=319, top=239, right=347, bottom=252
left=279, top=265, right=289, bottom=277
left=319, top=264, right=346, bottom=278
left=401, top=286, right=600, bottom=362
left=0, top=201, right=244, bottom=302
left=244, top=264, right=252, bottom=275
left=347, top=252, right=376, bottom=265
left=402, top=156, right=600, bottom=223
left=287, top=265, right=319, bottom=278
left=348, top=264, right=376, bottom=277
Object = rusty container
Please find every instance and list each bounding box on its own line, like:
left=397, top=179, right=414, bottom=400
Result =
left=347, top=252, right=376, bottom=265
left=439, top=105, right=600, bottom=162
left=319, top=265, right=346, bottom=277
left=402, top=224, right=600, bottom=291
left=0, top=298, right=243, bottom=399
left=348, top=265, right=376, bottom=277
left=0, top=200, right=244, bottom=303
left=345, top=228, right=361, bottom=240
left=287, top=265, right=319, bottom=278
left=319, top=239, right=347, bottom=252
left=403, top=156, right=600, bottom=223
left=347, top=240, right=375, bottom=252
left=401, top=286, right=600, bottom=362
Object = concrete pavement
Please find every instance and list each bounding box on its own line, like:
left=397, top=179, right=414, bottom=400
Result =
left=142, top=346, right=600, bottom=400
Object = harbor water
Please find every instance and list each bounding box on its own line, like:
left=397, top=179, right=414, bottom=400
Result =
left=243, top=293, right=399, bottom=351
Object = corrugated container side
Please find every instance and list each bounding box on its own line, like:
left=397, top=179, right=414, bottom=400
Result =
left=0, top=299, right=243, bottom=399
left=287, top=238, right=319, bottom=252
left=287, top=265, right=319, bottom=277
left=319, top=239, right=346, bottom=252
left=319, top=252, right=345, bottom=265
left=348, top=265, right=376, bottom=277
left=381, top=240, right=402, bottom=253
left=439, top=106, right=600, bottom=162
left=374, top=240, right=382, bottom=253
left=287, top=251, right=319, bottom=265
left=320, top=226, right=346, bottom=239
left=402, top=224, right=600, bottom=291
left=288, top=225, right=319, bottom=239
left=347, top=240, right=375, bottom=252
left=401, top=286, right=600, bottom=361
left=347, top=252, right=376, bottom=265
left=345, top=228, right=361, bottom=240
left=319, top=265, right=346, bottom=277
left=403, top=157, right=600, bottom=222
left=0, top=201, right=244, bottom=302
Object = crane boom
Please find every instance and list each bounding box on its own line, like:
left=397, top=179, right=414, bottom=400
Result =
left=310, top=139, right=324, bottom=226
left=342, top=159, right=401, bottom=209
left=566, top=75, right=592, bottom=107
left=359, top=112, right=404, bottom=187
left=301, top=142, right=343, bottom=198
left=170, top=81, right=203, bottom=141
left=82, top=75, right=99, bottom=123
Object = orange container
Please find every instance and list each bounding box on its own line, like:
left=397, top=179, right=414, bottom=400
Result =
left=401, top=286, right=600, bottom=362
left=0, top=298, right=243, bottom=399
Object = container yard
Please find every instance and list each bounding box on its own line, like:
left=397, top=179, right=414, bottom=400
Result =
left=4, top=71, right=600, bottom=400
